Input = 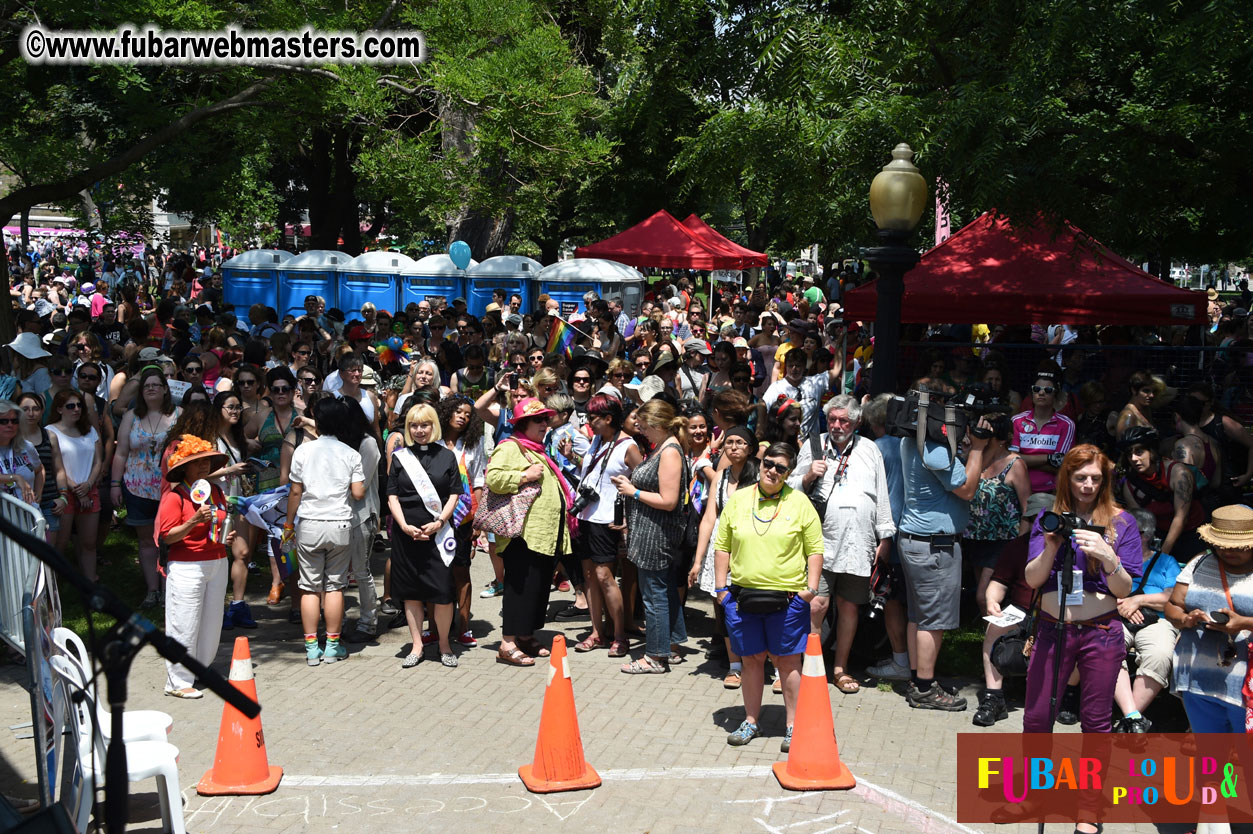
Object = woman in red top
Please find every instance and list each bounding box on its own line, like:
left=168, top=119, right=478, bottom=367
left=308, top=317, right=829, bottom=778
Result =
left=155, top=435, right=235, bottom=698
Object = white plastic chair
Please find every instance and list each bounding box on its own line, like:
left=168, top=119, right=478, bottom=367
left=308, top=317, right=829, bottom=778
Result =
left=51, top=656, right=187, bottom=834
left=52, top=626, right=173, bottom=742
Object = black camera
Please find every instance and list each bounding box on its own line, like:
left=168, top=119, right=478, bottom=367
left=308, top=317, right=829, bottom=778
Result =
left=955, top=384, right=1006, bottom=436
left=1039, top=511, right=1106, bottom=537
left=867, top=564, right=891, bottom=620
left=569, top=484, right=597, bottom=516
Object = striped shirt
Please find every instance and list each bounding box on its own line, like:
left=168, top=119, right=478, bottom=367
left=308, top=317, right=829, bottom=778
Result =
left=1009, top=409, right=1076, bottom=493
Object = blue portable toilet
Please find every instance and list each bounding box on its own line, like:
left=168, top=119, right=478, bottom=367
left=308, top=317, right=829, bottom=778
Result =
left=278, top=250, right=352, bottom=320
left=341, top=250, right=417, bottom=317
left=466, top=255, right=543, bottom=317
left=400, top=254, right=476, bottom=314
left=220, top=249, right=293, bottom=319
left=534, top=258, right=645, bottom=320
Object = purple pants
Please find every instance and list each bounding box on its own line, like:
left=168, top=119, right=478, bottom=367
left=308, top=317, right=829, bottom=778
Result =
left=1023, top=615, right=1124, bottom=733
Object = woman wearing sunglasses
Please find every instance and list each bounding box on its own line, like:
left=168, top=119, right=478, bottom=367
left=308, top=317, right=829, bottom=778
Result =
left=232, top=364, right=266, bottom=422
left=110, top=368, right=178, bottom=607
left=0, top=399, right=43, bottom=510
left=17, top=393, right=65, bottom=543
left=1009, top=365, right=1076, bottom=494
left=713, top=442, right=822, bottom=749
left=248, top=366, right=300, bottom=603
left=46, top=389, right=104, bottom=580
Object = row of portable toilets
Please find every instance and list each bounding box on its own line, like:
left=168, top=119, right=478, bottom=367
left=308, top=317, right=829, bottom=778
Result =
left=220, top=249, right=647, bottom=322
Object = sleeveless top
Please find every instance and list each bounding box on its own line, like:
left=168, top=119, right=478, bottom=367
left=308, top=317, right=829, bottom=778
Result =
left=626, top=440, right=690, bottom=571
left=33, top=429, right=59, bottom=505
left=456, top=366, right=495, bottom=401
left=257, top=407, right=292, bottom=464
left=697, top=467, right=743, bottom=593
left=335, top=388, right=374, bottom=423
left=1126, top=460, right=1204, bottom=533
left=966, top=457, right=1022, bottom=541
left=124, top=413, right=172, bottom=500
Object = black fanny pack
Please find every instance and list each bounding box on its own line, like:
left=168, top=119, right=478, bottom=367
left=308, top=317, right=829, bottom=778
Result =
left=731, top=585, right=792, bottom=614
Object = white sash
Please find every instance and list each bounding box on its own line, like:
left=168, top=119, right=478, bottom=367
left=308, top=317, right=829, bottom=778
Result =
left=395, top=447, right=457, bottom=567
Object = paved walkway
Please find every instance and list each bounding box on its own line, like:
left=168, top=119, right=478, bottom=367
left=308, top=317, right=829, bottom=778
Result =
left=1, top=544, right=1165, bottom=833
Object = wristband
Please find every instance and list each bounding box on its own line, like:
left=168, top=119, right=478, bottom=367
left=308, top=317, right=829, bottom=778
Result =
left=715, top=586, right=729, bottom=593
left=634, top=489, right=641, bottom=501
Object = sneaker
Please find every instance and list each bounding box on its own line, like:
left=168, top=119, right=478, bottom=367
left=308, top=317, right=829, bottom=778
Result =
left=379, top=598, right=400, bottom=617
left=1057, top=685, right=1081, bottom=725
left=907, top=682, right=968, bottom=711
left=386, top=610, right=407, bottom=630
left=458, top=630, right=478, bottom=648
left=141, top=590, right=161, bottom=609
left=344, top=627, right=377, bottom=644
left=305, top=642, right=323, bottom=666
left=556, top=579, right=571, bottom=592
left=222, top=605, right=236, bottom=631
left=780, top=725, right=794, bottom=753
left=1116, top=715, right=1152, bottom=733
left=231, top=600, right=258, bottom=629
left=723, top=671, right=742, bottom=690
left=479, top=580, right=504, bottom=599
left=421, top=630, right=437, bottom=646
left=322, top=640, right=347, bottom=663
left=247, top=560, right=261, bottom=576
left=726, top=720, right=760, bottom=746
left=554, top=604, right=591, bottom=621
left=867, top=658, right=912, bottom=681
left=972, top=690, right=1008, bottom=727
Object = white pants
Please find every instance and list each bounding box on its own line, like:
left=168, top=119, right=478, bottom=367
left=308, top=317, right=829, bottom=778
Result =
left=349, top=517, right=379, bottom=630
left=164, top=558, right=228, bottom=691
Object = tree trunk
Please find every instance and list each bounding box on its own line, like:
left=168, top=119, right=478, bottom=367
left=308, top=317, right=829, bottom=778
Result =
left=19, top=208, right=29, bottom=251
left=304, top=128, right=337, bottom=251
left=440, top=98, right=516, bottom=258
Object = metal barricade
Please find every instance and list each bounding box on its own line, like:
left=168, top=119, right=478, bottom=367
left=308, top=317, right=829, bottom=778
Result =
left=0, top=491, right=48, bottom=654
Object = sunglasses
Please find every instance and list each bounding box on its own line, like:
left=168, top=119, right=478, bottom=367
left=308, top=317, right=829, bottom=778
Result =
left=573, top=376, right=591, bottom=383
left=529, top=354, right=544, bottom=361
left=73, top=343, right=90, bottom=350
left=299, top=377, right=317, bottom=385
left=610, top=371, right=627, bottom=379
left=270, top=385, right=292, bottom=394
left=760, top=460, right=790, bottom=474
left=1031, top=385, right=1055, bottom=394
left=294, top=349, right=312, bottom=356
left=635, top=361, right=650, bottom=368
left=63, top=402, right=82, bottom=411
left=223, top=404, right=243, bottom=413
left=237, top=379, right=257, bottom=386
left=51, top=369, right=70, bottom=376
left=78, top=375, right=100, bottom=383
left=509, top=364, right=525, bottom=371
left=0, top=418, right=19, bottom=426
left=184, top=366, right=203, bottom=373
left=431, top=325, right=446, bottom=331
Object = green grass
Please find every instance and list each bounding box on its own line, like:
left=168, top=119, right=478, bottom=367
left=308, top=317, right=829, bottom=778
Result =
left=936, top=618, right=988, bottom=680
left=57, top=526, right=273, bottom=639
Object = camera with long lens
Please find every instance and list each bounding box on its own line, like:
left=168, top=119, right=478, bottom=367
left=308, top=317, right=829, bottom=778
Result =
left=867, top=565, right=892, bottom=619
left=569, top=484, right=598, bottom=517
left=1039, top=510, right=1105, bottom=537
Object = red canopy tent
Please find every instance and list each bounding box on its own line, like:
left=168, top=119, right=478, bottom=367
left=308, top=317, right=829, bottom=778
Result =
left=843, top=213, right=1206, bottom=325
left=680, top=215, right=769, bottom=267
left=575, top=210, right=760, bottom=270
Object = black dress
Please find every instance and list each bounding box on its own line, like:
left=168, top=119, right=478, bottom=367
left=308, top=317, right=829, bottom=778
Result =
left=387, top=443, right=461, bottom=605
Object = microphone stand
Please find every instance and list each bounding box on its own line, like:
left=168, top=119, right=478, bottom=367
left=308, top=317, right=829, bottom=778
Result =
left=0, top=515, right=260, bottom=834
left=1039, top=536, right=1076, bottom=834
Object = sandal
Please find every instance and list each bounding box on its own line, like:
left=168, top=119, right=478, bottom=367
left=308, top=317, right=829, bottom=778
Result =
left=267, top=585, right=284, bottom=605
left=607, top=640, right=629, bottom=658
left=833, top=672, right=861, bottom=694
left=621, top=657, right=668, bottom=675
left=496, top=647, right=535, bottom=667
left=164, top=687, right=203, bottom=699
left=517, top=638, right=550, bottom=658
left=574, top=636, right=605, bottom=653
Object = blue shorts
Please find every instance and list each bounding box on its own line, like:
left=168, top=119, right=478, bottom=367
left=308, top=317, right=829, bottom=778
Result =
left=722, top=593, right=810, bottom=658
left=39, top=499, right=61, bottom=533
left=123, top=485, right=160, bottom=527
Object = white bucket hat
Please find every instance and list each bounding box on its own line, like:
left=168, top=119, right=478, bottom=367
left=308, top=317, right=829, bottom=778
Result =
left=7, top=332, right=51, bottom=359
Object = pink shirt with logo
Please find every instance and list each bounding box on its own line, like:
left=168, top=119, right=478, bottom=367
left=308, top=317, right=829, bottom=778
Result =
left=1008, top=409, right=1076, bottom=492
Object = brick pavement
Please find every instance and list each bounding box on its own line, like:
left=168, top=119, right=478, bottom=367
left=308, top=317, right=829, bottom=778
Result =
left=0, top=544, right=1166, bottom=833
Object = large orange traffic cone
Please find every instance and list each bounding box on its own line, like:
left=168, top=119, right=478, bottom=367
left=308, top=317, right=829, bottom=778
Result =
left=773, top=633, right=855, bottom=791
left=197, top=637, right=283, bottom=795
left=518, top=634, right=601, bottom=793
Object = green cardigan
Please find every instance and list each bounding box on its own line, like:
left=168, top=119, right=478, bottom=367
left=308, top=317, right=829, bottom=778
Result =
left=484, top=439, right=572, bottom=557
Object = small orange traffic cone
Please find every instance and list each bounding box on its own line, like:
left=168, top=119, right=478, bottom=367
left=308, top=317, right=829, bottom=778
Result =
left=197, top=637, right=283, bottom=795
left=773, top=633, right=855, bottom=791
left=518, top=634, right=601, bottom=793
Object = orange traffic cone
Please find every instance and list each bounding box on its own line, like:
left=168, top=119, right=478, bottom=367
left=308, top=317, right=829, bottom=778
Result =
left=518, top=634, right=601, bottom=793
left=197, top=637, right=283, bottom=795
left=773, top=633, right=855, bottom=791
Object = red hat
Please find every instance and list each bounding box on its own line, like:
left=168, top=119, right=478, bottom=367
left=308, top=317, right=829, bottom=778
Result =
left=346, top=325, right=369, bottom=342
left=511, top=397, right=555, bottom=423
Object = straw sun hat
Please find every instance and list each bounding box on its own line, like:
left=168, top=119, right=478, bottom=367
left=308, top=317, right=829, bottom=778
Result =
left=1197, top=505, right=1253, bottom=550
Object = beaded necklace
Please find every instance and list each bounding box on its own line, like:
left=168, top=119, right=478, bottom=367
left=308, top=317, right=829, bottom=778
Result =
left=752, top=483, right=784, bottom=535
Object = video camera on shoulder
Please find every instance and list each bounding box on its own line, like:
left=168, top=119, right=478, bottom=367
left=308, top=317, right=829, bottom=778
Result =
left=1039, top=511, right=1105, bottom=537
left=954, top=383, right=1009, bottom=439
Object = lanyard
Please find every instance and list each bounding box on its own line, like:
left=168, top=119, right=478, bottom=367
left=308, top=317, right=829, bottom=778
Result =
left=1220, top=561, right=1236, bottom=612
left=823, top=433, right=855, bottom=484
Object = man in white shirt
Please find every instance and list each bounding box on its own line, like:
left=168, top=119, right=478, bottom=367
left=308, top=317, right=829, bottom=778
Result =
left=789, top=395, right=895, bottom=694
left=762, top=348, right=842, bottom=437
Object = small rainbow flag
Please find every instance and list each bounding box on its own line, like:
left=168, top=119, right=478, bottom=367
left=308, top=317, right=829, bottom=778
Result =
left=546, top=316, right=578, bottom=357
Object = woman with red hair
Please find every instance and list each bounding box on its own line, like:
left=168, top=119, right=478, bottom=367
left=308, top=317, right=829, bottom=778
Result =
left=1023, top=445, right=1144, bottom=735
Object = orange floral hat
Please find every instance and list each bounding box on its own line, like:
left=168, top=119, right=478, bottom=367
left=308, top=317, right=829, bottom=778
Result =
left=164, top=434, right=227, bottom=482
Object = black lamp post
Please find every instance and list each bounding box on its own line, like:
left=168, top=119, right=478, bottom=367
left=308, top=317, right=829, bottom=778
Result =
left=867, top=143, right=927, bottom=396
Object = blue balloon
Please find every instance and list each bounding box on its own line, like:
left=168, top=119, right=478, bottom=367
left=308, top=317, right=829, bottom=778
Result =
left=449, top=240, right=472, bottom=270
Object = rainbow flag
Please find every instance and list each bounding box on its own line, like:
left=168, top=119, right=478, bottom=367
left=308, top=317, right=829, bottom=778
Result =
left=546, top=316, right=578, bottom=357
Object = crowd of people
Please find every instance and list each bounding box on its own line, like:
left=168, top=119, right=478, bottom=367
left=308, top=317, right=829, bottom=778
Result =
left=5, top=242, right=1253, bottom=804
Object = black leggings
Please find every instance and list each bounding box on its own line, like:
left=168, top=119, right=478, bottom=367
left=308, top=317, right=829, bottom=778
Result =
left=501, top=538, right=553, bottom=637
